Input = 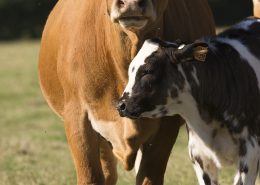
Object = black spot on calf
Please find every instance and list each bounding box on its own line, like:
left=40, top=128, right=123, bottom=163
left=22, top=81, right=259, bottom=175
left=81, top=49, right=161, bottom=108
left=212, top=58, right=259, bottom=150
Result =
left=203, top=173, right=211, bottom=185
left=170, top=87, right=178, bottom=98
left=239, top=161, right=248, bottom=174
left=195, top=156, right=204, bottom=169
left=177, top=100, right=182, bottom=104
left=161, top=110, right=168, bottom=116
left=239, top=139, right=247, bottom=156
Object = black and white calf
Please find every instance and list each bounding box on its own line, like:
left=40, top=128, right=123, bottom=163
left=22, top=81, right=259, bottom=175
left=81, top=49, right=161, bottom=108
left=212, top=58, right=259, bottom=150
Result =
left=117, top=17, right=260, bottom=185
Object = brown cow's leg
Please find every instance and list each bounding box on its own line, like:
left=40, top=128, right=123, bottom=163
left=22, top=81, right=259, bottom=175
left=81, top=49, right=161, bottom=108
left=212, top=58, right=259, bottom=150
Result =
left=136, top=116, right=184, bottom=185
left=64, top=105, right=105, bottom=185
left=99, top=139, right=118, bottom=185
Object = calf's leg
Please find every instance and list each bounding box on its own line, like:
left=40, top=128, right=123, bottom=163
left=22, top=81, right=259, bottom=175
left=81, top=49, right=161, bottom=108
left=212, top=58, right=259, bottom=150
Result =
left=188, top=130, right=219, bottom=185
left=233, top=137, right=260, bottom=185
left=64, top=103, right=105, bottom=185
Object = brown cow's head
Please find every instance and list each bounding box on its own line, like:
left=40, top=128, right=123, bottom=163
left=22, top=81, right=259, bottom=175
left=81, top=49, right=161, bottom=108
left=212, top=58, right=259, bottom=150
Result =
left=107, top=0, right=168, bottom=30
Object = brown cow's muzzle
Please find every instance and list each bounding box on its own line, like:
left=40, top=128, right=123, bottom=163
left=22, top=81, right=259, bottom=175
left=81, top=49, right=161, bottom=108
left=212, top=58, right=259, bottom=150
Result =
left=110, top=0, right=156, bottom=30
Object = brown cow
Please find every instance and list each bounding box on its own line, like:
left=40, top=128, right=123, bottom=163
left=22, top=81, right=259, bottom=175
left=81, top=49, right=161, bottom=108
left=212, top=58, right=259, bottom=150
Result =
left=38, top=0, right=215, bottom=185
left=253, top=0, right=260, bottom=17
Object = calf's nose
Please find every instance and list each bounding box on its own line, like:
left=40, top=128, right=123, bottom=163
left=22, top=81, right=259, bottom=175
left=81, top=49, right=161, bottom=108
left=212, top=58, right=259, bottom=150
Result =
left=117, top=101, right=127, bottom=117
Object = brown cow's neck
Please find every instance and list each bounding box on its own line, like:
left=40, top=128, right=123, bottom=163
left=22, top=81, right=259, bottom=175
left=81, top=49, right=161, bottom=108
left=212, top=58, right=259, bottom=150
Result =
left=103, top=16, right=164, bottom=73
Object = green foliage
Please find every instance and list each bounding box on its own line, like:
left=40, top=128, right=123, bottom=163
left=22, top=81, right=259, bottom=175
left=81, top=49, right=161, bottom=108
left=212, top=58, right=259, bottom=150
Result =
left=0, top=0, right=56, bottom=40
left=0, top=0, right=254, bottom=40
left=208, top=0, right=253, bottom=25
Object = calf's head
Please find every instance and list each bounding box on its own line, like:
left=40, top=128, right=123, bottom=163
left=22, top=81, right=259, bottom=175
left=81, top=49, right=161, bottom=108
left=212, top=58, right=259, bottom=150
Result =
left=107, top=0, right=168, bottom=30
left=117, top=39, right=208, bottom=119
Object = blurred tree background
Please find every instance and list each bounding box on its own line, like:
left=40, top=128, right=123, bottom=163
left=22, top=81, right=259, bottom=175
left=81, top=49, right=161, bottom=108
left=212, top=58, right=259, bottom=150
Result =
left=0, top=0, right=56, bottom=40
left=209, top=0, right=253, bottom=25
left=0, top=0, right=253, bottom=40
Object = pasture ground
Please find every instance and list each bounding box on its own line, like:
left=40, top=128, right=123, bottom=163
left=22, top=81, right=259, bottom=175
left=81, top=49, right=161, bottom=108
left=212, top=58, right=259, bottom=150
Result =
left=0, top=41, right=259, bottom=185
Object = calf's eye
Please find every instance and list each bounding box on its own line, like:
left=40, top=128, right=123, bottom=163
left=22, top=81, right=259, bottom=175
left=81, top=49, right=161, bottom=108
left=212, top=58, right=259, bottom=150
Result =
left=141, top=74, right=154, bottom=90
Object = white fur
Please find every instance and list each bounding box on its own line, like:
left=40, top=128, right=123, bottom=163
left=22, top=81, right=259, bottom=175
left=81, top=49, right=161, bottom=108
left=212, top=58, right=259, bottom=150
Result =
left=124, top=40, right=159, bottom=96
left=191, top=67, right=200, bottom=86
left=118, top=19, right=148, bottom=29
left=233, top=172, right=241, bottom=185
left=188, top=130, right=219, bottom=185
left=110, top=9, right=120, bottom=22
left=177, top=65, right=191, bottom=90
left=110, top=0, right=121, bottom=22
left=134, top=149, right=142, bottom=174
left=217, top=37, right=260, bottom=90
left=189, top=129, right=221, bottom=168
left=178, top=44, right=185, bottom=50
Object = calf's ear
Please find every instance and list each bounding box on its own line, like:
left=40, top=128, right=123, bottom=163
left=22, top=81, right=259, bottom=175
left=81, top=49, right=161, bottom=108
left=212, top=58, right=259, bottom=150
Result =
left=173, top=41, right=208, bottom=63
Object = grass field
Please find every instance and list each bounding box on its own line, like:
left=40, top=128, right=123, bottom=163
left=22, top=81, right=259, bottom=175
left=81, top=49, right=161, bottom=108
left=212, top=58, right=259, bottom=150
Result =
left=0, top=41, right=259, bottom=185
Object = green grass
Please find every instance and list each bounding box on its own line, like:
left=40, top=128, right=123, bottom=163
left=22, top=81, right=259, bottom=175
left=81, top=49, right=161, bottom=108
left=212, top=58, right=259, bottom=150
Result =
left=0, top=41, right=259, bottom=185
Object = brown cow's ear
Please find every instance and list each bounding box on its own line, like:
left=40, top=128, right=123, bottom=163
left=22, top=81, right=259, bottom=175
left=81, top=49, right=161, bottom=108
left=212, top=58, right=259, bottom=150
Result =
left=173, top=41, right=208, bottom=63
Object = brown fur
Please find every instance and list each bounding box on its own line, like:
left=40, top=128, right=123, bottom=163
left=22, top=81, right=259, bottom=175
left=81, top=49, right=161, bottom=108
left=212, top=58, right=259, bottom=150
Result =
left=38, top=0, right=215, bottom=184
left=253, top=0, right=260, bottom=17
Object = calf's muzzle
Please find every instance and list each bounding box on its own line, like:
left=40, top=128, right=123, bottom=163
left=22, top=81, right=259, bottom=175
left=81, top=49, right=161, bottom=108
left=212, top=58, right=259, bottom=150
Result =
left=117, top=100, right=140, bottom=119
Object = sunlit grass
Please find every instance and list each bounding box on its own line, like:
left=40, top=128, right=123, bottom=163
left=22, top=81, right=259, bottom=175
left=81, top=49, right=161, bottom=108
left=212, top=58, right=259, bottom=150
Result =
left=0, top=41, right=259, bottom=185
